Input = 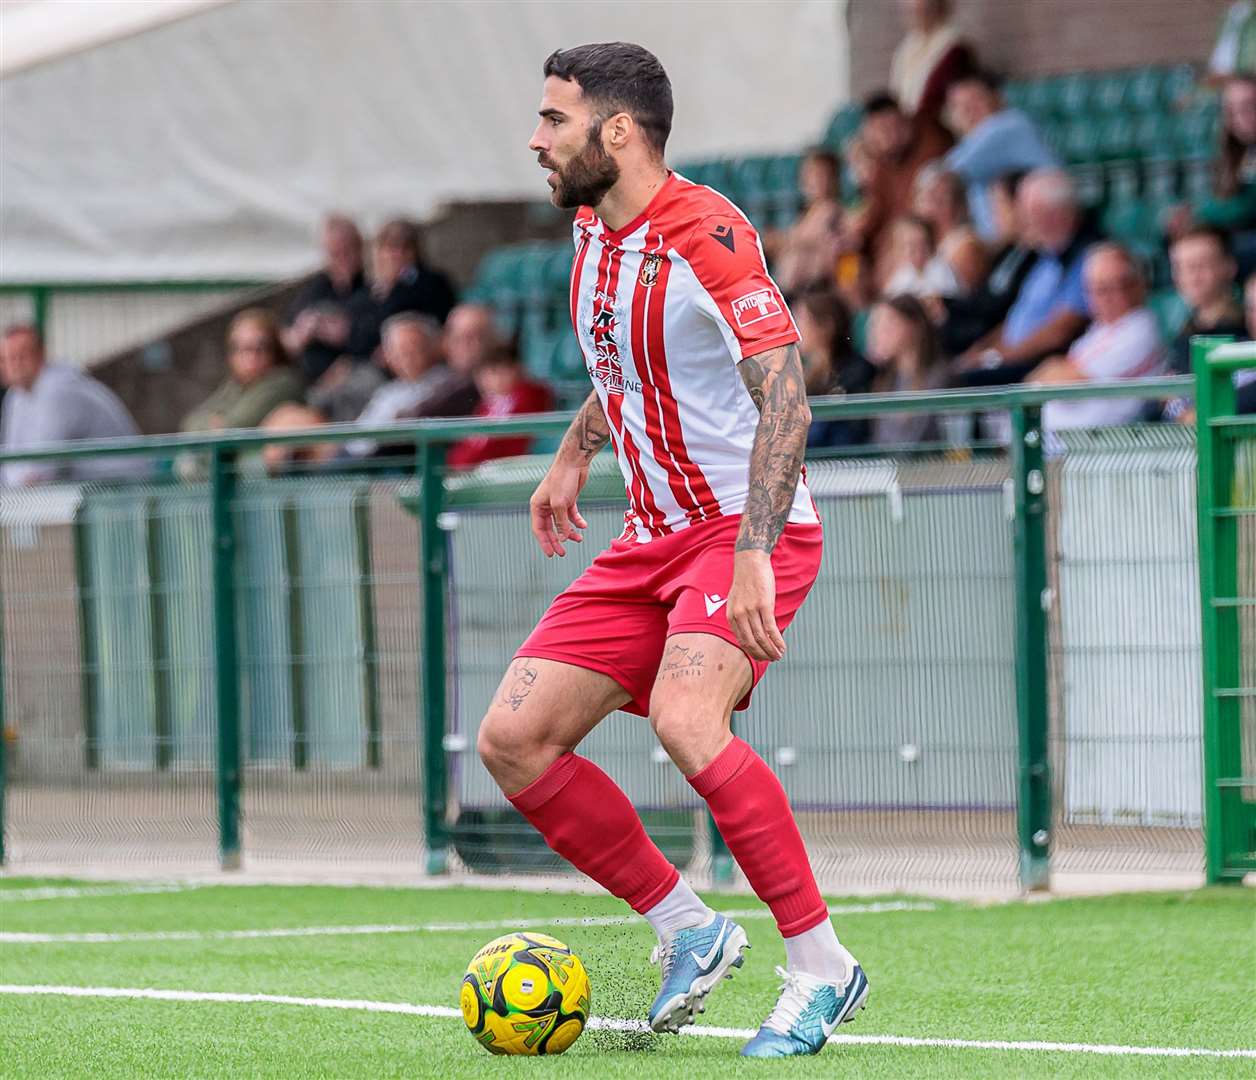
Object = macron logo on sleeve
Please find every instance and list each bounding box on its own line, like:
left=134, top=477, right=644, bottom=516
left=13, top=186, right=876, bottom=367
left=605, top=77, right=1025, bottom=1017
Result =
left=731, top=288, right=783, bottom=329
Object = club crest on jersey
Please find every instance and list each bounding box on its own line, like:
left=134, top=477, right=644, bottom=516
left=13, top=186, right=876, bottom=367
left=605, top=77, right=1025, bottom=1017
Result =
left=731, top=288, right=784, bottom=328
left=638, top=254, right=661, bottom=287
left=590, top=292, right=627, bottom=395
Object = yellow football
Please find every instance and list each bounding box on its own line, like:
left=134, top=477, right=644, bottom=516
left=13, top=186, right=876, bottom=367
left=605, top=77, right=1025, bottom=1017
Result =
left=460, top=931, right=591, bottom=1055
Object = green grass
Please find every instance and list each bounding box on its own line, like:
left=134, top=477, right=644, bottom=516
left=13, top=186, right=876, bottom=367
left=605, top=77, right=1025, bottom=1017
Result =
left=1, top=880, right=1253, bottom=1078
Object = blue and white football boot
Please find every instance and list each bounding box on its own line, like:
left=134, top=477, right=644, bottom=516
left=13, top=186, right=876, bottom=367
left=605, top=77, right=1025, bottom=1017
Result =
left=740, top=963, right=870, bottom=1057
left=647, top=911, right=750, bottom=1033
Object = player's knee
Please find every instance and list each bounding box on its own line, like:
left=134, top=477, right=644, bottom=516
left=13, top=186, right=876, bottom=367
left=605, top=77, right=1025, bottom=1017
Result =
left=476, top=710, right=521, bottom=772
left=649, top=698, right=725, bottom=755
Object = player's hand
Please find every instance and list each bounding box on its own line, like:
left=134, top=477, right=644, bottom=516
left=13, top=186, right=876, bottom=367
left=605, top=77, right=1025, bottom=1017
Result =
left=727, top=550, right=785, bottom=662
left=529, top=464, right=589, bottom=558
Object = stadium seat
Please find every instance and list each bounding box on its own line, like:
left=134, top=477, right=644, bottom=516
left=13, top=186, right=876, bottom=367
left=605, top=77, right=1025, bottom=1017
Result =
left=1147, top=287, right=1189, bottom=343
left=823, top=103, right=863, bottom=149
left=1174, top=104, right=1220, bottom=161
left=1002, top=80, right=1030, bottom=113
left=1126, top=65, right=1164, bottom=113
left=1091, top=71, right=1131, bottom=114
left=1161, top=63, right=1197, bottom=107
left=1057, top=73, right=1092, bottom=116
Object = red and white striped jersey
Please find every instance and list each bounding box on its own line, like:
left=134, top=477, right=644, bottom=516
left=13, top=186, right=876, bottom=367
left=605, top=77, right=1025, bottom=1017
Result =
left=569, top=172, right=819, bottom=543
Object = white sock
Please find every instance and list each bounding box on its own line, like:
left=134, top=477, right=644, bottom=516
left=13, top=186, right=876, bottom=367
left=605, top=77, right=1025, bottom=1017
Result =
left=642, top=876, right=713, bottom=938
left=783, top=918, right=854, bottom=983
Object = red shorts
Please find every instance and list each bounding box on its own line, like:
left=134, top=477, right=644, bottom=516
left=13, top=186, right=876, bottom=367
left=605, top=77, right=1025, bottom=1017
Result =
left=515, top=515, right=823, bottom=716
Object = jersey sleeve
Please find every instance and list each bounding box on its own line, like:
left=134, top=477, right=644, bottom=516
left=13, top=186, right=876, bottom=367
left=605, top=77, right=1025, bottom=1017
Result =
left=684, top=212, right=800, bottom=361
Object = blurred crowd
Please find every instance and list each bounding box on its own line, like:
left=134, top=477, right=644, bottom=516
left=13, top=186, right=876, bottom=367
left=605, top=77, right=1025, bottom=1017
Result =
left=4, top=0, right=1256, bottom=485
left=768, top=0, right=1256, bottom=451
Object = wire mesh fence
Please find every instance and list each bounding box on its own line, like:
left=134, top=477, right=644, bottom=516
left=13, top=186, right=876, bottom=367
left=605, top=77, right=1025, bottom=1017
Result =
left=0, top=410, right=1219, bottom=892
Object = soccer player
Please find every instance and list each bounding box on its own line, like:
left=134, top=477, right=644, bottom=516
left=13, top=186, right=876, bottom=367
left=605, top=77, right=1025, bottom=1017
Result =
left=476, top=42, right=868, bottom=1057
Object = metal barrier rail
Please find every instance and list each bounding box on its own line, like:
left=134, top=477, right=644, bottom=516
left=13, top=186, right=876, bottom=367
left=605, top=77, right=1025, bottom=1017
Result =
left=0, top=372, right=1233, bottom=890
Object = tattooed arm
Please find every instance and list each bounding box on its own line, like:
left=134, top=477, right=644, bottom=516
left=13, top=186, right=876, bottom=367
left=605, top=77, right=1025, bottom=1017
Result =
left=530, top=391, right=610, bottom=558
left=727, top=343, right=811, bottom=660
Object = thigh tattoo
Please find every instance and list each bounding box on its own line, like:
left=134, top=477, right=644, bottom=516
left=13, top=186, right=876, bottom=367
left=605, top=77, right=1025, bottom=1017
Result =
left=658, top=644, right=706, bottom=681
left=499, top=661, right=539, bottom=711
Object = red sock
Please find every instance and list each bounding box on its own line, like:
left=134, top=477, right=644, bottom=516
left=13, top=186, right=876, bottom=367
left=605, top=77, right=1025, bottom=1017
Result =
left=688, top=736, right=827, bottom=937
left=508, top=753, right=679, bottom=913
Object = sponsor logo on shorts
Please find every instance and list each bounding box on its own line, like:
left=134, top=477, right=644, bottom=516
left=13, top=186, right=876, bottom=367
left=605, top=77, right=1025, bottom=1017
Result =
left=731, top=288, right=783, bottom=328
left=704, top=593, right=729, bottom=617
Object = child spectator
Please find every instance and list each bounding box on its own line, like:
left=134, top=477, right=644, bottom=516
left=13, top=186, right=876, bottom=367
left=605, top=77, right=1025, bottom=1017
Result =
left=865, top=293, right=949, bottom=444
left=913, top=166, right=988, bottom=294
left=447, top=347, right=555, bottom=470
left=883, top=214, right=961, bottom=298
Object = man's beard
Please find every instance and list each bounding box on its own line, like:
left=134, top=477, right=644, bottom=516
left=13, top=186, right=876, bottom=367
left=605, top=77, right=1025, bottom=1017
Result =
left=548, top=124, right=620, bottom=209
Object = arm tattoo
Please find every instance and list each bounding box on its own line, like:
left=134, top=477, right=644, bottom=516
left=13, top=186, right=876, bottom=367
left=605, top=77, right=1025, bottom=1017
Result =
left=736, top=343, right=811, bottom=555
left=557, top=391, right=611, bottom=463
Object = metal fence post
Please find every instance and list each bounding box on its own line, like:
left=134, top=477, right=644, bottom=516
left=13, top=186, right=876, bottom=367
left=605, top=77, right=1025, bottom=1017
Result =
left=211, top=446, right=242, bottom=870
left=0, top=557, right=6, bottom=867
left=418, top=439, right=451, bottom=874
left=1010, top=406, right=1051, bottom=890
left=1192, top=335, right=1244, bottom=884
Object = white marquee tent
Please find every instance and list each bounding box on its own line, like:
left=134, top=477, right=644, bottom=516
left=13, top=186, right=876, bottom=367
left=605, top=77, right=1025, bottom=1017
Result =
left=0, top=0, right=849, bottom=282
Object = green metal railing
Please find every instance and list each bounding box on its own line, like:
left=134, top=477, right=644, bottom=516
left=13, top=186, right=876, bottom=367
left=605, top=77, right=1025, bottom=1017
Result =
left=0, top=375, right=1217, bottom=890
left=1193, top=337, right=1256, bottom=883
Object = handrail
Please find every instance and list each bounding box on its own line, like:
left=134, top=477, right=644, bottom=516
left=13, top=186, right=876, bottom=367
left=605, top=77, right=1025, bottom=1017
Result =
left=1201, top=340, right=1256, bottom=372
left=0, top=375, right=1195, bottom=465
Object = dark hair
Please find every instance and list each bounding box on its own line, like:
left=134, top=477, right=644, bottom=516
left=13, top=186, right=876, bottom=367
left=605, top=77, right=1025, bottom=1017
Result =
left=873, top=294, right=944, bottom=389
left=1172, top=224, right=1233, bottom=259
left=992, top=169, right=1030, bottom=201
left=1219, top=77, right=1256, bottom=197
left=954, top=68, right=1003, bottom=94
left=543, top=42, right=673, bottom=155
left=376, top=218, right=421, bottom=259
left=861, top=91, right=900, bottom=116
left=897, top=213, right=937, bottom=248
left=796, top=287, right=854, bottom=355
left=802, top=146, right=841, bottom=172
left=227, top=307, right=291, bottom=369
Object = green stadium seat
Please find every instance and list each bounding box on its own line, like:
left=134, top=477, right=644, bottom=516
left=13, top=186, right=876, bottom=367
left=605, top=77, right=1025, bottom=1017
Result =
left=1141, top=157, right=1180, bottom=203
left=1161, top=63, right=1197, bottom=107
left=1127, top=65, right=1164, bottom=113
left=1097, top=113, right=1139, bottom=161
left=1173, top=104, right=1220, bottom=161
left=1133, top=112, right=1173, bottom=159
left=1104, top=160, right=1142, bottom=203
left=550, top=333, right=588, bottom=382
left=1021, top=76, right=1060, bottom=121
left=1002, top=81, right=1030, bottom=113
left=1069, top=163, right=1105, bottom=207
left=1091, top=71, right=1131, bottom=114
left=823, top=103, right=863, bottom=149
left=1057, top=73, right=1092, bottom=116
left=1061, top=117, right=1101, bottom=164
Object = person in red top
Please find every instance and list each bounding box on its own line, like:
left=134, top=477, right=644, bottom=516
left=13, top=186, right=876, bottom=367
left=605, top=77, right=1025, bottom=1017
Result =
left=473, top=42, right=867, bottom=1058
left=446, top=346, right=555, bottom=469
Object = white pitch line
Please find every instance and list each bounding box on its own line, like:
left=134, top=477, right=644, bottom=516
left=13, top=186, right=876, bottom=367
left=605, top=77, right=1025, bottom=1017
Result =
left=1, top=984, right=1252, bottom=1060
left=0, top=883, right=201, bottom=903
left=0, top=901, right=935, bottom=944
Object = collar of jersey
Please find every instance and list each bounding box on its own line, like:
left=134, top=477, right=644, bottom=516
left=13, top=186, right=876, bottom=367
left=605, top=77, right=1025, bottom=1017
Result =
left=589, top=171, right=677, bottom=247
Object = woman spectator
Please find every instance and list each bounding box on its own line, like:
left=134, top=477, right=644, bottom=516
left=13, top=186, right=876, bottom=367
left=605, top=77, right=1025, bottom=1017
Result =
left=795, top=288, right=877, bottom=449
left=865, top=294, right=949, bottom=445
left=770, top=148, right=845, bottom=295
left=882, top=215, right=961, bottom=298
left=913, top=166, right=988, bottom=294
left=1168, top=76, right=1256, bottom=271
left=889, top=0, right=976, bottom=128
left=181, top=309, right=303, bottom=432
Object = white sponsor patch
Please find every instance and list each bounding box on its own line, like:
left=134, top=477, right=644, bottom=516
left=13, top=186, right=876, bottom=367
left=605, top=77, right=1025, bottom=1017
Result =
left=731, top=288, right=783, bottom=329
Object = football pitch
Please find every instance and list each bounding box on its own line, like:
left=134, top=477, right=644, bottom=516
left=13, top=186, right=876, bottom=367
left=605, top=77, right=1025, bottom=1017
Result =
left=0, top=879, right=1252, bottom=1079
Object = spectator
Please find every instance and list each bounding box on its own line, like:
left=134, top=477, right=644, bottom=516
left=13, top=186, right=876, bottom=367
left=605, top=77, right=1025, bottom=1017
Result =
left=943, top=70, right=1059, bottom=242
left=1029, top=244, right=1167, bottom=432
left=345, top=218, right=458, bottom=359
left=866, top=294, right=949, bottom=444
left=794, top=288, right=877, bottom=449
left=0, top=323, right=147, bottom=486
left=1168, top=77, right=1256, bottom=267
left=282, top=214, right=367, bottom=383
left=181, top=309, right=304, bottom=433
left=346, top=314, right=469, bottom=457
left=447, top=346, right=555, bottom=469
left=769, top=148, right=845, bottom=294
left=936, top=171, right=1039, bottom=354
left=913, top=165, right=987, bottom=293
left=847, top=92, right=952, bottom=274
left=955, top=168, right=1095, bottom=383
left=443, top=302, right=505, bottom=378
left=882, top=214, right=961, bottom=297
left=1208, top=1, right=1256, bottom=83
left=888, top=0, right=977, bottom=127
left=1168, top=227, right=1245, bottom=375
left=1240, top=273, right=1256, bottom=413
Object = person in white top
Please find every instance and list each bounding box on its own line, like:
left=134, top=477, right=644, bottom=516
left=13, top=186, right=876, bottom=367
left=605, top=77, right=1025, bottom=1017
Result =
left=0, top=323, right=147, bottom=486
left=1029, top=244, right=1167, bottom=431
left=882, top=214, right=962, bottom=298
